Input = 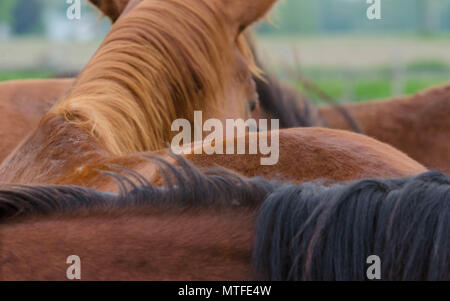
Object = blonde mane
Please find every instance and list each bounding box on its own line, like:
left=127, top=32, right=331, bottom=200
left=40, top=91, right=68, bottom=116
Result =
left=52, top=0, right=256, bottom=155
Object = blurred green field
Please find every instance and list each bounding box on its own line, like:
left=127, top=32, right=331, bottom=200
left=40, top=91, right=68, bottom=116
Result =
left=293, top=73, right=449, bottom=104
left=0, top=0, right=449, bottom=105
left=0, top=69, right=53, bottom=81
left=297, top=78, right=449, bottom=104
left=276, top=59, right=449, bottom=103
left=1, top=36, right=449, bottom=104
left=254, top=36, right=450, bottom=104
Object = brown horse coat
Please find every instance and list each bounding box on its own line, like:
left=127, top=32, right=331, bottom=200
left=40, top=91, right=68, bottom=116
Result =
left=0, top=207, right=257, bottom=280
left=0, top=114, right=426, bottom=191
left=319, top=84, right=450, bottom=174
left=253, top=72, right=450, bottom=173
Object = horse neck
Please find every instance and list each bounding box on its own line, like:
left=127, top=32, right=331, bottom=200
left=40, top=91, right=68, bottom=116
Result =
left=0, top=207, right=257, bottom=280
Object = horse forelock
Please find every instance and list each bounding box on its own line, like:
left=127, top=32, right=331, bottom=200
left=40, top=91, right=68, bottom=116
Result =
left=52, top=0, right=256, bottom=155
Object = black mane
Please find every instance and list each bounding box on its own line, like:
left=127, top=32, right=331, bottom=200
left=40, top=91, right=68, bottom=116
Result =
left=0, top=155, right=276, bottom=222
left=255, top=75, right=321, bottom=128
left=255, top=74, right=365, bottom=133
left=1, top=156, right=448, bottom=280
left=253, top=171, right=450, bottom=281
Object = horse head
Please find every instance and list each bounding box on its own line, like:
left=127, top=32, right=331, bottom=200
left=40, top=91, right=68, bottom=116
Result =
left=52, top=0, right=278, bottom=154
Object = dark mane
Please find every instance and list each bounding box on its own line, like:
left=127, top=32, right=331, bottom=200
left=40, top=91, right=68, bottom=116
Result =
left=1, top=156, right=448, bottom=280
left=253, top=171, right=450, bottom=281
left=248, top=33, right=361, bottom=132
left=0, top=155, right=276, bottom=223
left=255, top=75, right=321, bottom=128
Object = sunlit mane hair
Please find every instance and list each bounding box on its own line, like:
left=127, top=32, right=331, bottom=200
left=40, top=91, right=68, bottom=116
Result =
left=51, top=0, right=257, bottom=155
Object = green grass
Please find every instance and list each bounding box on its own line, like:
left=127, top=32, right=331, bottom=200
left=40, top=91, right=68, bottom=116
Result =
left=295, top=77, right=449, bottom=104
left=279, top=58, right=450, bottom=103
left=0, top=70, right=54, bottom=82
left=296, top=80, right=345, bottom=105
left=354, top=80, right=392, bottom=101
left=404, top=79, right=448, bottom=95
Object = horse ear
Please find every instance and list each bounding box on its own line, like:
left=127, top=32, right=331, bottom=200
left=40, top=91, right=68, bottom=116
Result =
left=216, top=0, right=279, bottom=36
left=89, top=0, right=130, bottom=22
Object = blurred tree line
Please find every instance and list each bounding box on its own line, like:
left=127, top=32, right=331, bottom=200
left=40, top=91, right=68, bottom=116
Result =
left=0, top=0, right=91, bottom=36
left=1, top=0, right=450, bottom=36
left=0, top=0, right=44, bottom=35
left=257, top=0, right=450, bottom=35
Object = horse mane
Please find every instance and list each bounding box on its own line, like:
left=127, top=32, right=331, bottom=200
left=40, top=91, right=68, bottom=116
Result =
left=1, top=155, right=448, bottom=280
left=247, top=36, right=322, bottom=128
left=253, top=69, right=364, bottom=131
left=51, top=0, right=256, bottom=155
left=244, top=31, right=363, bottom=131
left=253, top=171, right=450, bottom=281
left=0, top=155, right=275, bottom=223
left=254, top=75, right=321, bottom=128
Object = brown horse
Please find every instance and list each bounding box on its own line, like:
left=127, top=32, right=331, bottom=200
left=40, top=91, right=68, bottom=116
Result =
left=41, top=127, right=423, bottom=192
left=0, top=0, right=425, bottom=193
left=0, top=0, right=445, bottom=176
left=0, top=1, right=437, bottom=281
left=0, top=0, right=259, bottom=163
left=0, top=158, right=447, bottom=281
left=0, top=0, right=273, bottom=186
left=319, top=85, right=450, bottom=174
left=0, top=0, right=260, bottom=162
left=249, top=41, right=450, bottom=174
left=0, top=0, right=120, bottom=161
left=253, top=71, right=450, bottom=174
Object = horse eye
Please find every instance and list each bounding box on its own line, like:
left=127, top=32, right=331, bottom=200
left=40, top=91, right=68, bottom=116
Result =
left=248, top=98, right=259, bottom=112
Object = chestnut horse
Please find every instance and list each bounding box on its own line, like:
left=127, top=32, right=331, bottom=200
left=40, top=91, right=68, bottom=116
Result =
left=0, top=0, right=310, bottom=162
left=252, top=71, right=450, bottom=174
left=0, top=0, right=445, bottom=176
left=0, top=0, right=260, bottom=161
left=251, top=59, right=450, bottom=173
left=0, top=0, right=426, bottom=191
left=0, top=0, right=274, bottom=187
left=0, top=158, right=447, bottom=280
left=318, top=85, right=450, bottom=174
